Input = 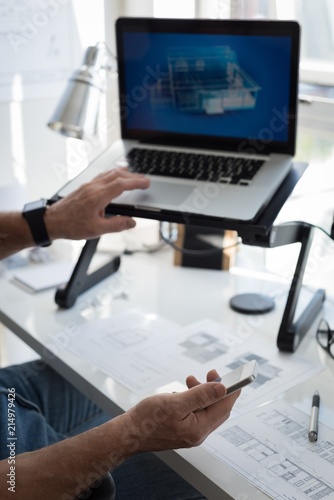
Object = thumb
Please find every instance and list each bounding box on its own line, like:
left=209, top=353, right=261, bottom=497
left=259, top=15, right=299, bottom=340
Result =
left=176, top=382, right=227, bottom=415
left=99, top=216, right=136, bottom=233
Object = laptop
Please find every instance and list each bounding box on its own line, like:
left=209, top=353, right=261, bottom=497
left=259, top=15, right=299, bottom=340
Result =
left=59, top=17, right=300, bottom=222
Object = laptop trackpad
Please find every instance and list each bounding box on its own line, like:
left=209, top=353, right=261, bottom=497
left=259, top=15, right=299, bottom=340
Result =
left=117, top=181, right=194, bottom=207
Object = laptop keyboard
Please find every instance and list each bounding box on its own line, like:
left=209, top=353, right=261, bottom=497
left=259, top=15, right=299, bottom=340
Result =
left=126, top=148, right=264, bottom=185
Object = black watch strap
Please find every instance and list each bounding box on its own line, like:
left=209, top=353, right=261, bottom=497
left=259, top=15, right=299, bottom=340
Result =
left=22, top=198, right=51, bottom=247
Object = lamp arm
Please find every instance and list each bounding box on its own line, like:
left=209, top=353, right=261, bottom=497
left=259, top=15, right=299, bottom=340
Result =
left=94, top=41, right=117, bottom=75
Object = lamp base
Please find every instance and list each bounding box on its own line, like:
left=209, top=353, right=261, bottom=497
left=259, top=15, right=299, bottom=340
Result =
left=229, top=293, right=275, bottom=314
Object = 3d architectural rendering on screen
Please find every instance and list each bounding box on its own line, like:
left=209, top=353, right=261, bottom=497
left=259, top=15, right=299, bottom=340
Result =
left=150, top=46, right=261, bottom=114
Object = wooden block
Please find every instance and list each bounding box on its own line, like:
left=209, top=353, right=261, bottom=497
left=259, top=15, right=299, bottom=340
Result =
left=173, top=224, right=238, bottom=270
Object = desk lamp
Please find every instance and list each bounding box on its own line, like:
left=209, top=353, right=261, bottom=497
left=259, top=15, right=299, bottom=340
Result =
left=47, top=42, right=121, bottom=310
left=47, top=42, right=116, bottom=139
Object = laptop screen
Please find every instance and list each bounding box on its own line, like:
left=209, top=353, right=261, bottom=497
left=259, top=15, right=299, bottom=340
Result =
left=116, top=18, right=300, bottom=155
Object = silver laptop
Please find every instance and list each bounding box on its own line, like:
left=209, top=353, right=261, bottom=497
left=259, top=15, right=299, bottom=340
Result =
left=59, top=18, right=300, bottom=222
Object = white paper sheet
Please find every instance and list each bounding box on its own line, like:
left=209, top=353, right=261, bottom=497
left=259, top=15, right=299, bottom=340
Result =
left=202, top=399, right=334, bottom=499
left=12, top=261, right=73, bottom=291
left=51, top=308, right=183, bottom=394
left=137, top=318, right=323, bottom=410
left=53, top=313, right=322, bottom=404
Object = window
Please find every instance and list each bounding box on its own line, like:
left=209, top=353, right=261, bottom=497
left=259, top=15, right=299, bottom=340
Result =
left=293, top=0, right=334, bottom=86
left=207, top=0, right=334, bottom=87
left=152, top=0, right=334, bottom=124
left=153, top=0, right=195, bottom=18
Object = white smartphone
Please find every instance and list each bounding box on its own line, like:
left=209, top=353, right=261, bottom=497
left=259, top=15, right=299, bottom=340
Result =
left=215, top=360, right=258, bottom=395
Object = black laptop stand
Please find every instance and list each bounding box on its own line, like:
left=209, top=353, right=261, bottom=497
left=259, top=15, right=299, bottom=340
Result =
left=54, top=238, right=121, bottom=309
left=53, top=162, right=325, bottom=352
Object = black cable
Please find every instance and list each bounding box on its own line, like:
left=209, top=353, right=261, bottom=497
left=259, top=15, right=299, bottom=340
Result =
left=278, top=220, right=334, bottom=240
left=123, top=240, right=166, bottom=255
left=123, top=220, right=332, bottom=258
left=159, top=226, right=241, bottom=256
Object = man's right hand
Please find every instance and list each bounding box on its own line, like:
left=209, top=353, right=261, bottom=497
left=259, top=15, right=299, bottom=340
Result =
left=124, top=369, right=240, bottom=453
left=45, top=168, right=150, bottom=241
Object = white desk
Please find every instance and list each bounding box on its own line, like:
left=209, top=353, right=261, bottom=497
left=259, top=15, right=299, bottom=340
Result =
left=1, top=238, right=334, bottom=499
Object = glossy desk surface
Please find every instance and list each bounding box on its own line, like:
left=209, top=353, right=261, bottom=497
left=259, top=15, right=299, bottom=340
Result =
left=1, top=238, right=334, bottom=499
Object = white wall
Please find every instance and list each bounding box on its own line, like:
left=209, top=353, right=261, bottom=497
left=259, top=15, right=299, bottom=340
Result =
left=0, top=97, right=70, bottom=201
left=0, top=1, right=157, bottom=204
left=0, top=0, right=110, bottom=204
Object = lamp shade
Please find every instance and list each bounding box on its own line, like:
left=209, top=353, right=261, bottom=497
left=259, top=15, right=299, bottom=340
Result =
left=48, top=43, right=112, bottom=139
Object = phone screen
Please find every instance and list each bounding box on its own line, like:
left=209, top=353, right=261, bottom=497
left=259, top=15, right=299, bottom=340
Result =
left=216, top=360, right=258, bottom=395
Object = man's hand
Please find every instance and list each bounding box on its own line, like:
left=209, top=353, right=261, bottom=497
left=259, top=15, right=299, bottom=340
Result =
left=0, top=370, right=239, bottom=500
left=45, top=169, right=150, bottom=241
left=124, top=369, right=240, bottom=453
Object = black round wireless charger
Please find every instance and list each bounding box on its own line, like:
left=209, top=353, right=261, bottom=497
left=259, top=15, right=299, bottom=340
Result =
left=229, top=293, right=275, bottom=315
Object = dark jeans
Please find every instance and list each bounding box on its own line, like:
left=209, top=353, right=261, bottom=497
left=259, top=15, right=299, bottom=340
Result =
left=0, top=362, right=206, bottom=499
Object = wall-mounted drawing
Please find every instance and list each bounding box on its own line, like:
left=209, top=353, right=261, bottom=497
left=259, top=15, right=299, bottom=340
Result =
left=0, top=0, right=80, bottom=101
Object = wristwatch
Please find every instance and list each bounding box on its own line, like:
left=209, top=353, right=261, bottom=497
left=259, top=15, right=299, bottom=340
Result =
left=22, top=198, right=51, bottom=247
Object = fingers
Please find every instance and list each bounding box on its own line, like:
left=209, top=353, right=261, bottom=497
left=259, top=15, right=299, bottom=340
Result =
left=183, top=370, right=241, bottom=433
left=197, top=388, right=241, bottom=427
left=92, top=168, right=150, bottom=204
left=186, top=375, right=200, bottom=389
left=103, top=176, right=150, bottom=202
left=98, top=215, right=137, bottom=233
left=186, top=369, right=220, bottom=389
left=174, top=382, right=226, bottom=416
left=126, top=379, right=240, bottom=452
left=207, top=369, right=220, bottom=382
left=92, top=167, right=138, bottom=182
left=92, top=167, right=128, bottom=180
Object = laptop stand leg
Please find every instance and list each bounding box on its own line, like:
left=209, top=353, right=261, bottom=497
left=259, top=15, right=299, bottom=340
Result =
left=273, top=223, right=325, bottom=352
left=230, top=222, right=325, bottom=352
left=55, top=238, right=121, bottom=309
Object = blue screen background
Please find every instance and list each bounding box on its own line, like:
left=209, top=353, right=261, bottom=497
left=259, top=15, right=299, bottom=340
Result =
left=122, top=32, right=292, bottom=143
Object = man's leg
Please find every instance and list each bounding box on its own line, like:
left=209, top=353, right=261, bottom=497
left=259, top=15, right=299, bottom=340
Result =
left=0, top=362, right=206, bottom=498
left=0, top=361, right=110, bottom=439
left=112, top=453, right=207, bottom=499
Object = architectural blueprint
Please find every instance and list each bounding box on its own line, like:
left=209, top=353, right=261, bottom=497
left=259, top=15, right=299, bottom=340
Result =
left=138, top=318, right=323, bottom=409
left=58, top=311, right=322, bottom=404
left=51, top=308, right=183, bottom=395
left=203, top=399, right=334, bottom=499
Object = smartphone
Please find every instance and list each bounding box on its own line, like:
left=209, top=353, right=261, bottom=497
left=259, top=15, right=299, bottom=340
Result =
left=215, top=360, right=258, bottom=395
